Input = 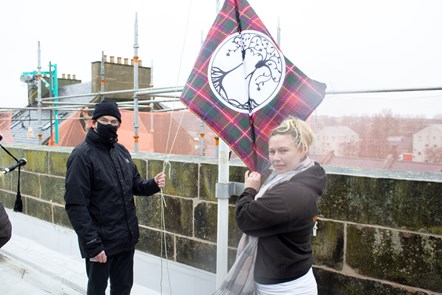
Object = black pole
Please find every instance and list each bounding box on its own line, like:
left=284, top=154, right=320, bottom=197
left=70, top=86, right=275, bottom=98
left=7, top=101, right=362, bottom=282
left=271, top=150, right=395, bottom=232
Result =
left=0, top=141, right=24, bottom=212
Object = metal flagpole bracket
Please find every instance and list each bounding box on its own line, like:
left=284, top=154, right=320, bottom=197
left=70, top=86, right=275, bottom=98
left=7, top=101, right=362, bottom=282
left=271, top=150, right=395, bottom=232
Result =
left=215, top=182, right=244, bottom=199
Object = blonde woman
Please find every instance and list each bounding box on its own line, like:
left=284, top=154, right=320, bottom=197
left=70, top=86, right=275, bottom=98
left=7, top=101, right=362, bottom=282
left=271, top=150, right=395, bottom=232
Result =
left=227, top=116, right=326, bottom=295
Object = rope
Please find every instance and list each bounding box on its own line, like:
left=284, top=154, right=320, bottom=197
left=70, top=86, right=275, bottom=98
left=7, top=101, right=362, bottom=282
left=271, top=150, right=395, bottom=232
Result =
left=159, top=160, right=172, bottom=294
left=157, top=1, right=195, bottom=292
left=163, top=0, right=194, bottom=159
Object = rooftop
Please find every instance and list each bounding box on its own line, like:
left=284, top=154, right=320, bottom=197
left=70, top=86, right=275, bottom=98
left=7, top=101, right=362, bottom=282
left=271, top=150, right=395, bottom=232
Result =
left=0, top=208, right=215, bottom=294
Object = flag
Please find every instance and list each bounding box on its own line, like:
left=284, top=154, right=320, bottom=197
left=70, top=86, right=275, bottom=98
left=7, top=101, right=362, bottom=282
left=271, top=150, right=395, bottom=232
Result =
left=180, top=0, right=326, bottom=173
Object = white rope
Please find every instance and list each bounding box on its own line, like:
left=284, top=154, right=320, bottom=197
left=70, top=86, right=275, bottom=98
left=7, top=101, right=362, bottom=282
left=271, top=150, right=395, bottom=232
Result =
left=163, top=0, right=194, bottom=158
left=159, top=160, right=172, bottom=294
left=158, top=1, right=195, bottom=294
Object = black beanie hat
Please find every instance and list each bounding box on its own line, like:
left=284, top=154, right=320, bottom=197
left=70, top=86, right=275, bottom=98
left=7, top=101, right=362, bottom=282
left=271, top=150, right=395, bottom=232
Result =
left=92, top=100, right=122, bottom=123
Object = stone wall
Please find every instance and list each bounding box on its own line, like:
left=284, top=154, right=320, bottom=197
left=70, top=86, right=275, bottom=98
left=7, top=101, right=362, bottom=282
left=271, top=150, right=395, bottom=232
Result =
left=0, top=144, right=440, bottom=294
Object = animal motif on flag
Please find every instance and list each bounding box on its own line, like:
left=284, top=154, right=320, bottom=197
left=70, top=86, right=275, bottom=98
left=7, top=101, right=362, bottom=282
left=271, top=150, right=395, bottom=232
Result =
left=180, top=0, right=326, bottom=172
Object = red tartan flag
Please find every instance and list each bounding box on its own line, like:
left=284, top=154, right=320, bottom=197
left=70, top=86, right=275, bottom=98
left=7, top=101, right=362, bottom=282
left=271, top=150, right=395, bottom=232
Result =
left=180, top=0, right=326, bottom=172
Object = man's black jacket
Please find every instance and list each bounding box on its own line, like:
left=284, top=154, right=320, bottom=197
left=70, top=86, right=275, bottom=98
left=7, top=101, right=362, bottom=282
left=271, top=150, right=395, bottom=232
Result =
left=64, top=129, right=160, bottom=258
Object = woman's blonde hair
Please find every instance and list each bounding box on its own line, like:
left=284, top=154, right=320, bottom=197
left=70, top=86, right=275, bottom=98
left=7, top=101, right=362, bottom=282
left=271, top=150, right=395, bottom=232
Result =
left=270, top=116, right=314, bottom=152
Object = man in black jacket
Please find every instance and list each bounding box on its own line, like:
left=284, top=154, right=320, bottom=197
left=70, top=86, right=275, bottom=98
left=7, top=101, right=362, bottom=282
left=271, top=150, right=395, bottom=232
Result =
left=64, top=100, right=166, bottom=295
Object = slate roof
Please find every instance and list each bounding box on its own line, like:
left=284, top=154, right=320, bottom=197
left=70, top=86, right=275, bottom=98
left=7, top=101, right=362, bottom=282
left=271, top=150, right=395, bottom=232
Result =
left=9, top=82, right=96, bottom=145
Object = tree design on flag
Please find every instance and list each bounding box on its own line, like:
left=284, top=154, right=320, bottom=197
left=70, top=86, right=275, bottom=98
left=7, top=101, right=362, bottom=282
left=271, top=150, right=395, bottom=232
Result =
left=180, top=0, right=326, bottom=172
left=209, top=30, right=285, bottom=114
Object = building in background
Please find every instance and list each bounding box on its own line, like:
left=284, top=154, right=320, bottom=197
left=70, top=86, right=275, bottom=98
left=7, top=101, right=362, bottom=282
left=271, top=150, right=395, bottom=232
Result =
left=413, top=124, right=442, bottom=163
left=311, top=126, right=360, bottom=157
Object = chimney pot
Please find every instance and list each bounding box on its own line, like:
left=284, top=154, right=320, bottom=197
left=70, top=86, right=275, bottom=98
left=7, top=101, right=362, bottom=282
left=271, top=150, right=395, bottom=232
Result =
left=103, top=55, right=107, bottom=62
left=62, top=73, right=66, bottom=79
left=117, top=57, right=122, bottom=64
left=124, top=58, right=129, bottom=65
left=139, top=60, right=142, bottom=66
left=73, top=74, right=76, bottom=80
left=67, top=74, right=71, bottom=79
left=110, top=56, right=115, bottom=63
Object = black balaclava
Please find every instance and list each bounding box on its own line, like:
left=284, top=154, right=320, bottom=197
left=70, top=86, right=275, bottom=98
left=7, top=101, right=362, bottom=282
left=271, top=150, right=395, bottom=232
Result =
left=92, top=100, right=121, bottom=144
left=95, top=122, right=118, bottom=144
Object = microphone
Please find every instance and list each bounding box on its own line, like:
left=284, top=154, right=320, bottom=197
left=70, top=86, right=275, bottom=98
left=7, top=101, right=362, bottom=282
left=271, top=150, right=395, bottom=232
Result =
left=2, top=158, right=27, bottom=174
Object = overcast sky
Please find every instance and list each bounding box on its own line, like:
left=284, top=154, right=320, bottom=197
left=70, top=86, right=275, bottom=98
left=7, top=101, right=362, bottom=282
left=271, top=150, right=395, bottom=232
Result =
left=1, top=0, right=441, bottom=117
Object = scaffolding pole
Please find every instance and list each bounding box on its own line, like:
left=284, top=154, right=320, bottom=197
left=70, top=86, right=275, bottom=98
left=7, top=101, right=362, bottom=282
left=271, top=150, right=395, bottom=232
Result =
left=133, top=13, right=140, bottom=153
left=101, top=51, right=105, bottom=101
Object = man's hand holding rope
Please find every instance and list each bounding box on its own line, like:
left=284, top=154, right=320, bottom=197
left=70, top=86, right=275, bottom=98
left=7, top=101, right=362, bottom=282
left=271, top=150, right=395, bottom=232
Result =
left=154, top=172, right=166, bottom=189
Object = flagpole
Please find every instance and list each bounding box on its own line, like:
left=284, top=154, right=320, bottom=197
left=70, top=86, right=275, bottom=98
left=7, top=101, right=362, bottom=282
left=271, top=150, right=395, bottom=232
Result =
left=216, top=141, right=229, bottom=287
left=215, top=0, right=230, bottom=288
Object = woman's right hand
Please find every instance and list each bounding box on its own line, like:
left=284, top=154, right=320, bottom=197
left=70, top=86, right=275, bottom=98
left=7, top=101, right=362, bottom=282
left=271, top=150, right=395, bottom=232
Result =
left=244, top=170, right=261, bottom=191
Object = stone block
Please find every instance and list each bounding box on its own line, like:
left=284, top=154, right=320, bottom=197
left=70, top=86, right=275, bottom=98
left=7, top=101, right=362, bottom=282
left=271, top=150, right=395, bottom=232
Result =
left=0, top=147, right=24, bottom=168
left=146, top=159, right=163, bottom=179
left=25, top=197, right=52, bottom=223
left=194, top=202, right=217, bottom=242
left=0, top=172, right=13, bottom=191
left=19, top=172, right=40, bottom=198
left=228, top=204, right=242, bottom=247
left=136, top=194, right=193, bottom=236
left=137, top=226, right=174, bottom=259
left=176, top=236, right=216, bottom=273
left=0, top=148, right=10, bottom=167
left=150, top=160, right=198, bottom=198
left=320, top=175, right=442, bottom=235
left=23, top=149, right=49, bottom=174
left=132, top=158, right=146, bottom=178
left=314, top=268, right=426, bottom=295
left=200, top=163, right=217, bottom=201
left=48, top=151, right=70, bottom=176
left=40, top=175, right=65, bottom=204
left=346, top=225, right=442, bottom=292
left=136, top=195, right=162, bottom=229
left=193, top=199, right=242, bottom=246
left=0, top=190, right=16, bottom=209
left=313, top=220, right=344, bottom=270
left=200, top=163, right=247, bottom=202
left=164, top=195, right=193, bottom=236
left=389, top=180, right=442, bottom=235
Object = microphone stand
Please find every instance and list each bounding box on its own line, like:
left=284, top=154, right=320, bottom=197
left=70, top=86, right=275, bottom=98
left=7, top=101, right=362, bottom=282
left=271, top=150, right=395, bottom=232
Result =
left=0, top=139, right=23, bottom=212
